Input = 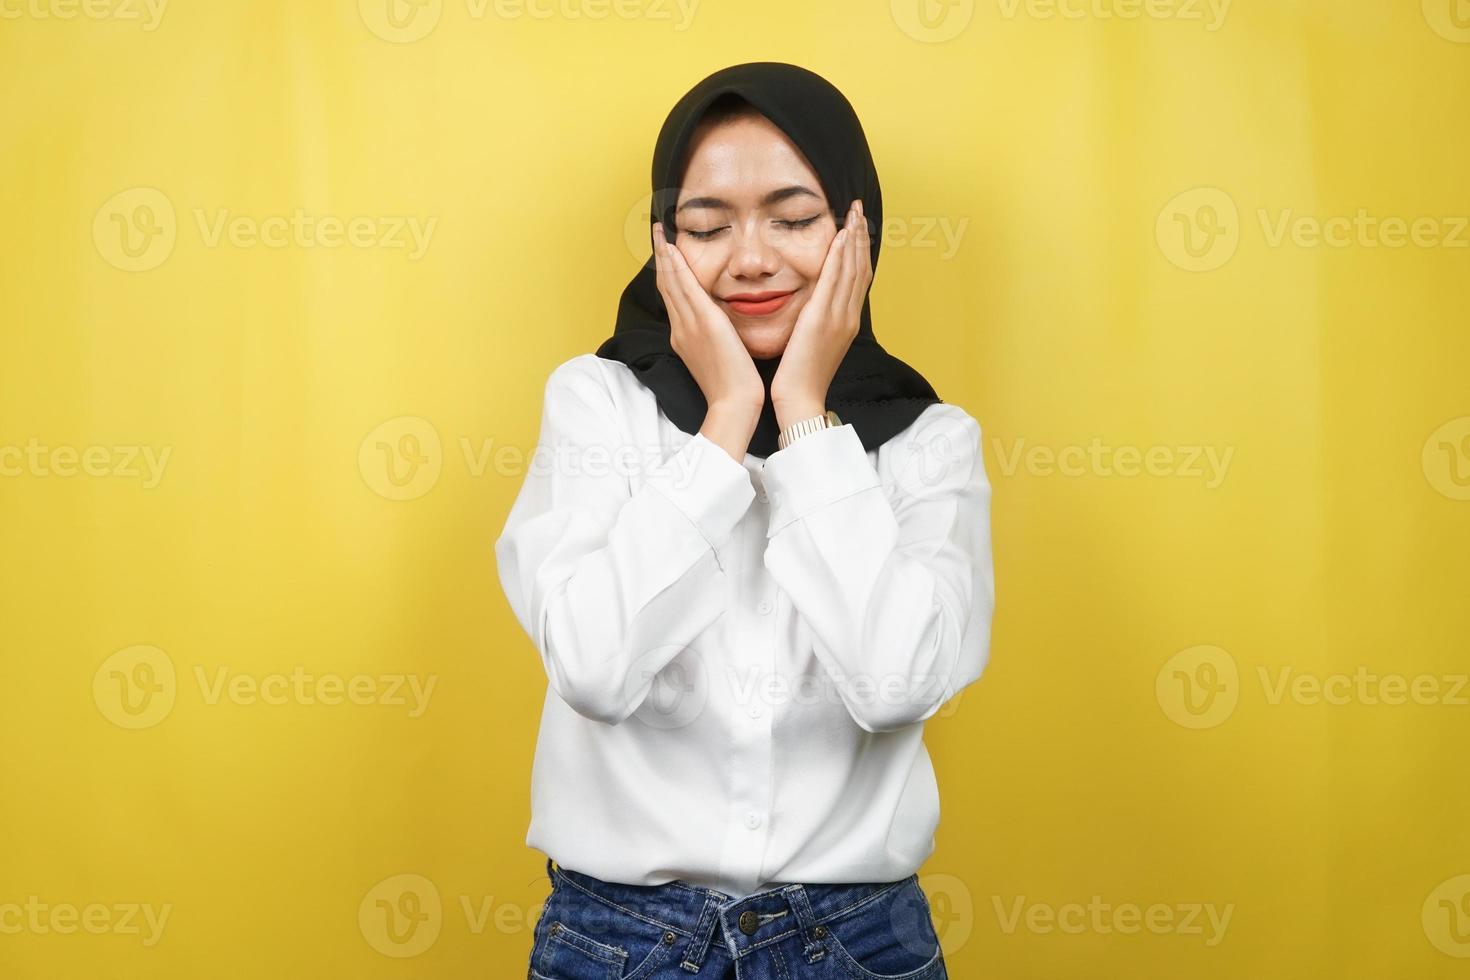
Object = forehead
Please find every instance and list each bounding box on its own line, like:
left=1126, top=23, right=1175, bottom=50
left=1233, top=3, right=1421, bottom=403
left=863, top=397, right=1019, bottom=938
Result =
left=678, top=113, right=823, bottom=202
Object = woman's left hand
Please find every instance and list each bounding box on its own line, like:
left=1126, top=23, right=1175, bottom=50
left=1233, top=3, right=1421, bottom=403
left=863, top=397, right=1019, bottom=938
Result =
left=770, top=199, right=872, bottom=426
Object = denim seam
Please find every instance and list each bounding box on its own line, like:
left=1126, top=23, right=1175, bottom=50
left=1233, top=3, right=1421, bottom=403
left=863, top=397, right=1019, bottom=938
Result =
left=680, top=893, right=724, bottom=973
left=546, top=923, right=627, bottom=961
left=826, top=935, right=943, bottom=980
left=809, top=876, right=912, bottom=927
left=552, top=870, right=690, bottom=936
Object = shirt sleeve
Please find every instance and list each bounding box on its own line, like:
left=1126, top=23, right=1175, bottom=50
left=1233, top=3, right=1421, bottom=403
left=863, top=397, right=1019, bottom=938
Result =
left=494, top=358, right=756, bottom=726
left=760, top=408, right=994, bottom=733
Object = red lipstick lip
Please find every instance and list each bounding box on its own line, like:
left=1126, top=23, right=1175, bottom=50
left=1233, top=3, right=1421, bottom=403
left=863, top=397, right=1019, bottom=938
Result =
left=721, top=290, right=794, bottom=302
left=722, top=290, right=795, bottom=318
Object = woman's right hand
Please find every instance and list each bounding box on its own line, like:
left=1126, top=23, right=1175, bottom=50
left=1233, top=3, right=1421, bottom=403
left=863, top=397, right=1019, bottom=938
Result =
left=652, top=220, right=764, bottom=459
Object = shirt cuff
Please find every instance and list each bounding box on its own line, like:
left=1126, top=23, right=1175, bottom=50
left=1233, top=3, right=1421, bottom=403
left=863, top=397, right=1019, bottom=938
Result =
left=644, top=431, right=756, bottom=552
left=762, top=423, right=882, bottom=536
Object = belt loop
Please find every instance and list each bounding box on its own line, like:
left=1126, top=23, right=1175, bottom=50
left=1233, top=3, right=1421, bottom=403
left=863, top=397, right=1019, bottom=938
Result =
left=679, top=893, right=723, bottom=973
left=785, top=884, right=827, bottom=964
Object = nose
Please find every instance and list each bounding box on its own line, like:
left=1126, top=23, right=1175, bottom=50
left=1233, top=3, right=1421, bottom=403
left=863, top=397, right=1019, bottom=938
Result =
left=727, top=221, right=781, bottom=280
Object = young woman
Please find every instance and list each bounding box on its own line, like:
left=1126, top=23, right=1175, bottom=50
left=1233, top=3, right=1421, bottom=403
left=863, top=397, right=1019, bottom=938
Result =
left=496, top=61, right=994, bottom=980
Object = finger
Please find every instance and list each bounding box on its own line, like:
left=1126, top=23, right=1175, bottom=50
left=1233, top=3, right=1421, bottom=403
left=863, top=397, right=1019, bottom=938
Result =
left=652, top=223, right=675, bottom=306
left=653, top=224, right=693, bottom=330
left=661, top=232, right=694, bottom=304
left=854, top=200, right=871, bottom=267
left=662, top=233, right=704, bottom=328
left=810, top=225, right=847, bottom=311
left=835, top=205, right=858, bottom=318
left=671, top=239, right=729, bottom=328
left=846, top=204, right=859, bottom=280
left=852, top=202, right=873, bottom=317
left=846, top=202, right=864, bottom=314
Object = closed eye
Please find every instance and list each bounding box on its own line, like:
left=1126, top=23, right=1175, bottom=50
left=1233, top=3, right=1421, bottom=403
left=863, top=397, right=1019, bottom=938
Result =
left=681, top=214, right=824, bottom=241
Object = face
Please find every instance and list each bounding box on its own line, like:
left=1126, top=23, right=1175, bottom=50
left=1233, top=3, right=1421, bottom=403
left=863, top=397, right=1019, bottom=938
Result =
left=672, top=111, right=839, bottom=359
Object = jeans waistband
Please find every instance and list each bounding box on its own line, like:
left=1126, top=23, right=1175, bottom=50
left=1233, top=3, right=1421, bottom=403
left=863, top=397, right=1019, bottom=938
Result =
left=543, top=856, right=917, bottom=972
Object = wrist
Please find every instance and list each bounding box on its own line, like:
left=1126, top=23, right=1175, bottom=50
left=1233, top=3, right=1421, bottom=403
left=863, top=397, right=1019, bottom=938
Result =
left=706, top=397, right=763, bottom=429
left=772, top=397, right=826, bottom=431
left=770, top=387, right=829, bottom=423
left=776, top=408, right=842, bottom=451
left=701, top=400, right=761, bottom=463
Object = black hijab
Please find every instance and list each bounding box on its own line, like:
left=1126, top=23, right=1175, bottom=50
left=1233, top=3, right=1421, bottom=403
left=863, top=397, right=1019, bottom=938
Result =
left=595, top=61, right=942, bottom=459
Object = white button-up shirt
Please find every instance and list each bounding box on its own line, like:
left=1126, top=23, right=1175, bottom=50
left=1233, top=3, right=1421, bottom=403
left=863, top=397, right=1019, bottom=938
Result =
left=494, top=353, right=994, bottom=899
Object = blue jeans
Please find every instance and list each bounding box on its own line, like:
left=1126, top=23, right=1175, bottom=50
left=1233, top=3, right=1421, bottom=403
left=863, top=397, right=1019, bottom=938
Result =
left=528, top=857, right=949, bottom=979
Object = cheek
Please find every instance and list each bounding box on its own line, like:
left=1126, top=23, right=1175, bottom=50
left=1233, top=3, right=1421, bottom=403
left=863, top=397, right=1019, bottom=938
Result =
left=788, top=241, right=832, bottom=284
left=782, top=223, right=837, bottom=283
left=676, top=242, right=723, bottom=292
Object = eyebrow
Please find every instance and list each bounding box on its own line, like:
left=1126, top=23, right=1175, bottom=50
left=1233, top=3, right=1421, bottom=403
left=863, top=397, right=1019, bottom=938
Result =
left=675, top=185, right=824, bottom=213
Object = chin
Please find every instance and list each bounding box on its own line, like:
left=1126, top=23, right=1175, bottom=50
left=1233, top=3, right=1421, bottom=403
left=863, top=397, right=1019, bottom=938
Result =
left=735, top=319, right=793, bottom=360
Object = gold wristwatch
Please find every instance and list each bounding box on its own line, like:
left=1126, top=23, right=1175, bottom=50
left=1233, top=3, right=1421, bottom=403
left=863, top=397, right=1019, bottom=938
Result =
left=777, top=409, right=842, bottom=451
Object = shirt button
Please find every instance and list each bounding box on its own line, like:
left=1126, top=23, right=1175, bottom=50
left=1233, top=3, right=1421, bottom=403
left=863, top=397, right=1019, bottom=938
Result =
left=747, top=704, right=763, bottom=718
left=757, top=490, right=768, bottom=502
left=745, top=811, right=762, bottom=830
left=757, top=600, right=773, bottom=615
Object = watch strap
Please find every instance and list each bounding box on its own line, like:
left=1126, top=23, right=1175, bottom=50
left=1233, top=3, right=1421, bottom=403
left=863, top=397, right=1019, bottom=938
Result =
left=777, top=409, right=842, bottom=451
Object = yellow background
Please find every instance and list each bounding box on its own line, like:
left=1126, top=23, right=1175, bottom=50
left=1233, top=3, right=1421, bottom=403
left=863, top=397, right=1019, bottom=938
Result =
left=2, top=0, right=1468, bottom=976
